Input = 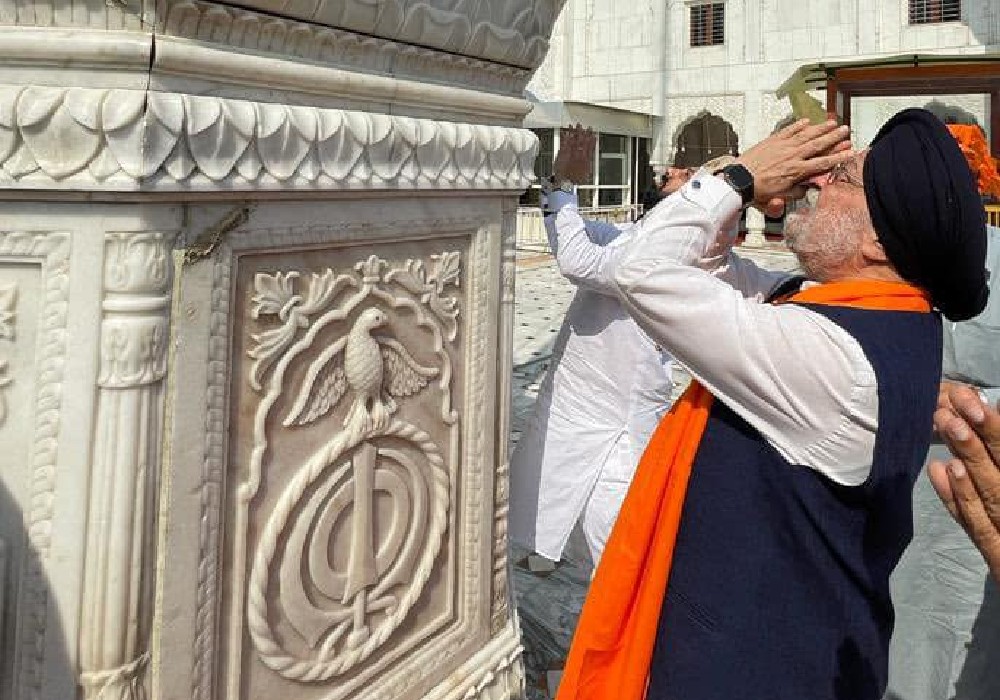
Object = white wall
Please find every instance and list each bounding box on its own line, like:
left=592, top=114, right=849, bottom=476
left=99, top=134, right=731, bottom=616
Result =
left=529, top=0, right=1000, bottom=167
left=528, top=0, right=666, bottom=113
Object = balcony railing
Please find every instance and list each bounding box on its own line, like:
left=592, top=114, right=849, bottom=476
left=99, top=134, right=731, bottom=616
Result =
left=516, top=205, right=644, bottom=250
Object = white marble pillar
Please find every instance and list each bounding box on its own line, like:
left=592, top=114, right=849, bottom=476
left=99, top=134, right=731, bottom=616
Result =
left=79, top=231, right=175, bottom=700
left=0, top=3, right=565, bottom=699
left=744, top=206, right=768, bottom=248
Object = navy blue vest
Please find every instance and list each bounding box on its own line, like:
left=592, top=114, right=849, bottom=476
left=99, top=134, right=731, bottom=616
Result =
left=646, top=304, right=942, bottom=700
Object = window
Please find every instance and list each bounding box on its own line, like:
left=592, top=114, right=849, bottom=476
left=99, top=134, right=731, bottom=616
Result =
left=690, top=3, right=725, bottom=47
left=519, top=129, right=555, bottom=207
left=576, top=133, right=632, bottom=209
left=520, top=129, right=640, bottom=211
left=596, top=134, right=629, bottom=206
left=908, top=0, right=960, bottom=24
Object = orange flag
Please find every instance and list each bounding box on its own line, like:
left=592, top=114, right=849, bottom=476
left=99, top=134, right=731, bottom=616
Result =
left=555, top=279, right=932, bottom=700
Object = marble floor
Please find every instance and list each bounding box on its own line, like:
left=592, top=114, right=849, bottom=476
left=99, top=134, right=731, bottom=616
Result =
left=509, top=242, right=802, bottom=699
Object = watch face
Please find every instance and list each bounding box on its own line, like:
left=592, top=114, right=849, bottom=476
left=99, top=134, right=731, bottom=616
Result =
left=725, top=165, right=753, bottom=190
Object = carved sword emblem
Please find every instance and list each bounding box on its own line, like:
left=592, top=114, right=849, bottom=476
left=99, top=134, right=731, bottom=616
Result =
left=248, top=274, right=455, bottom=681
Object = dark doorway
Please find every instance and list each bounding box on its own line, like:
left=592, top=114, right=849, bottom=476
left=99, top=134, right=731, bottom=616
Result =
left=674, top=113, right=739, bottom=168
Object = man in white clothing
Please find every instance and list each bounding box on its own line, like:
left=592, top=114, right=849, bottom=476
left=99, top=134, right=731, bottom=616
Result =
left=509, top=127, right=694, bottom=566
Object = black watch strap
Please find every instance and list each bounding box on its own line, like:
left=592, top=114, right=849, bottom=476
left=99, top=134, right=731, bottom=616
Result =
left=714, top=164, right=754, bottom=207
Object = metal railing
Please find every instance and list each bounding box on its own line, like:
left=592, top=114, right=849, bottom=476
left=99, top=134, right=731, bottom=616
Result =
left=515, top=205, right=644, bottom=250
left=987, top=204, right=1000, bottom=228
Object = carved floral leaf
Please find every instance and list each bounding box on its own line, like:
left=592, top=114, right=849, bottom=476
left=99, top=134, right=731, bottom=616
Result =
left=429, top=252, right=461, bottom=293
left=251, top=271, right=301, bottom=320
left=383, top=253, right=461, bottom=342
left=299, top=270, right=343, bottom=314
left=0, top=357, right=8, bottom=425
left=0, top=284, right=15, bottom=340
left=248, top=270, right=354, bottom=391
left=0, top=284, right=14, bottom=426
left=386, top=259, right=427, bottom=295
left=427, top=295, right=458, bottom=342
left=357, top=255, right=386, bottom=282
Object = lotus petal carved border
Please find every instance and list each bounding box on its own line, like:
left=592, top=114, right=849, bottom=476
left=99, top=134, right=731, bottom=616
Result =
left=0, top=86, right=539, bottom=191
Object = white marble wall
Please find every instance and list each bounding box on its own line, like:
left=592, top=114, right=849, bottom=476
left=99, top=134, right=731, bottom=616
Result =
left=529, top=0, right=1000, bottom=165
left=0, top=2, right=563, bottom=699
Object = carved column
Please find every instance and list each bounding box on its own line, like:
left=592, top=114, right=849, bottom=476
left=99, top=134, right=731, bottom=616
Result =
left=79, top=231, right=175, bottom=700
left=492, top=201, right=518, bottom=637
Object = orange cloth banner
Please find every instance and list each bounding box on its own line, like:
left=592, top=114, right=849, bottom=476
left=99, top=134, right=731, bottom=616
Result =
left=947, top=123, right=1000, bottom=200
left=555, top=279, right=932, bottom=700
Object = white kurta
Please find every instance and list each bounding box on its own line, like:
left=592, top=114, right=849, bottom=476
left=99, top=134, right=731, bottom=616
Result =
left=508, top=205, right=674, bottom=563
left=511, top=173, right=894, bottom=562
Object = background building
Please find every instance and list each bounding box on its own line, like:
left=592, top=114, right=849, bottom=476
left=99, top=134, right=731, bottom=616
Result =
left=525, top=0, right=1000, bottom=210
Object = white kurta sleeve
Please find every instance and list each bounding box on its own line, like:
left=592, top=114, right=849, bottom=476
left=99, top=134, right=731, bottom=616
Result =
left=543, top=191, right=632, bottom=295
left=610, top=175, right=879, bottom=486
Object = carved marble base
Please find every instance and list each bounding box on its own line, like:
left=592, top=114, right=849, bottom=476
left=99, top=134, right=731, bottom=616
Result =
left=0, top=2, right=553, bottom=697
left=160, top=197, right=519, bottom=700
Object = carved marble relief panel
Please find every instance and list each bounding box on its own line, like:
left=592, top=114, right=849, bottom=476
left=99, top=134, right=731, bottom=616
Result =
left=0, top=231, right=70, bottom=700
left=211, top=225, right=497, bottom=700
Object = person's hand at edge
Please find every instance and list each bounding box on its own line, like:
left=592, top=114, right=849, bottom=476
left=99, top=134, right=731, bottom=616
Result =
left=552, top=123, right=597, bottom=185
left=930, top=384, right=1000, bottom=583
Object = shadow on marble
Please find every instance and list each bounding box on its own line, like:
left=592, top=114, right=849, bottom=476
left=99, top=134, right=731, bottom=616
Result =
left=0, top=477, right=73, bottom=698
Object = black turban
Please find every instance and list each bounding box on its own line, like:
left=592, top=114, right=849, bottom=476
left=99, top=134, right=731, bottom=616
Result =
left=863, top=108, right=988, bottom=321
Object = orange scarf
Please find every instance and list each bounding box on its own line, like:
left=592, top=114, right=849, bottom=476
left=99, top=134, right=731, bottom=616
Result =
left=555, top=280, right=932, bottom=700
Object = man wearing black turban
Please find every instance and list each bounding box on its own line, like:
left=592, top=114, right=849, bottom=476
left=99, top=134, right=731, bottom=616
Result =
left=864, top=108, right=989, bottom=321
left=547, top=111, right=989, bottom=700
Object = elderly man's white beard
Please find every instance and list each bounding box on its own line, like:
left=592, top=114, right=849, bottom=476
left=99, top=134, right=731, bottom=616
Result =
left=784, top=203, right=866, bottom=282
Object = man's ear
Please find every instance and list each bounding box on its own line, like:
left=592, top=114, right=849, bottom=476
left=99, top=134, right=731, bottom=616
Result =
left=861, top=230, right=890, bottom=264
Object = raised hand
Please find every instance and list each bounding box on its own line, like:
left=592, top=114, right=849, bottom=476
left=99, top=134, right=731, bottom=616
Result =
left=736, top=119, right=854, bottom=205
left=552, top=123, right=597, bottom=184
left=930, top=383, right=1000, bottom=582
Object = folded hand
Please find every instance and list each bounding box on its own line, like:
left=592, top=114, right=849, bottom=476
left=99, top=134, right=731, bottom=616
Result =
left=931, top=383, right=1000, bottom=582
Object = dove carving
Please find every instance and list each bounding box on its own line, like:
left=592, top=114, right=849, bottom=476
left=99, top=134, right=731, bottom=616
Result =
left=285, top=307, right=439, bottom=434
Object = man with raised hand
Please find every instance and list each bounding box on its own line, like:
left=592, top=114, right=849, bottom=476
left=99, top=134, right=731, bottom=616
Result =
left=555, top=110, right=988, bottom=700
left=509, top=125, right=685, bottom=568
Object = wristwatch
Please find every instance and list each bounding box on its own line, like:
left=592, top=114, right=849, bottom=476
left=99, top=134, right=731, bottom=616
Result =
left=714, top=163, right=755, bottom=208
